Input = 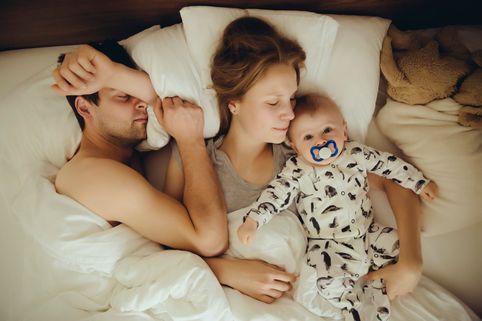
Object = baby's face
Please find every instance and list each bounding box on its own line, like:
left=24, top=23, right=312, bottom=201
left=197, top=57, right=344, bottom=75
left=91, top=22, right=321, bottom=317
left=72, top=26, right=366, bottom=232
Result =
left=289, top=105, right=347, bottom=167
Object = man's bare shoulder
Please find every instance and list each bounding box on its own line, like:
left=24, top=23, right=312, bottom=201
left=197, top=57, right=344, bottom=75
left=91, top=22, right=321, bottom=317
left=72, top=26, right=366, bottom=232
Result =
left=55, top=156, right=155, bottom=221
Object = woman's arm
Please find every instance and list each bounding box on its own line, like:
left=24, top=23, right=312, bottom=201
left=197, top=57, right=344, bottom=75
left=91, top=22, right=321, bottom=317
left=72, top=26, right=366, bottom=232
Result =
left=365, top=174, right=423, bottom=300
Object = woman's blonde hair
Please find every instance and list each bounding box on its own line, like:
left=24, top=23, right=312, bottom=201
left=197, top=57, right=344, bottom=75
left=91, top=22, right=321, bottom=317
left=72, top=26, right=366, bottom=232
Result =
left=211, top=16, right=306, bottom=136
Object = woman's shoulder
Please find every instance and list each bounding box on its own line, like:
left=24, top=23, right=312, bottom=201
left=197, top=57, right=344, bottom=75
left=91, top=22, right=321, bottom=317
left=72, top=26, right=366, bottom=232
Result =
left=274, top=141, right=296, bottom=162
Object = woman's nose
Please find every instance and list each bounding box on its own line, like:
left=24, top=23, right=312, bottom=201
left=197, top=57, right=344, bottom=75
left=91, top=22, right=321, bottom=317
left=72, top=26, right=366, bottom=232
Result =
left=280, top=101, right=295, bottom=120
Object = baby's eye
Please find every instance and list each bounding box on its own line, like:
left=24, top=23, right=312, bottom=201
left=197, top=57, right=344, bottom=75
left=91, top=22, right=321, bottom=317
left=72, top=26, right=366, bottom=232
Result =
left=304, top=134, right=313, bottom=141
left=323, top=127, right=332, bottom=134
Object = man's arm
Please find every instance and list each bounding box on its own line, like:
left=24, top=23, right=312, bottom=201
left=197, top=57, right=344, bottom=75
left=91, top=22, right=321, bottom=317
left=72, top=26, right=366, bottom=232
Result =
left=52, top=44, right=158, bottom=106
left=56, top=157, right=224, bottom=257
left=154, top=97, right=229, bottom=256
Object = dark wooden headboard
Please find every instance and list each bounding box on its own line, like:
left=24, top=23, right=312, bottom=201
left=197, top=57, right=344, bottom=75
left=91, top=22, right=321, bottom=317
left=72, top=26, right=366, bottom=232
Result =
left=0, top=0, right=479, bottom=51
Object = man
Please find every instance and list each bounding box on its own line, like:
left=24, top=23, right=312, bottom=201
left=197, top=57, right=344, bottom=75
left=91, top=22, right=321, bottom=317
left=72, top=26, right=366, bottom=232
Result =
left=52, top=41, right=228, bottom=257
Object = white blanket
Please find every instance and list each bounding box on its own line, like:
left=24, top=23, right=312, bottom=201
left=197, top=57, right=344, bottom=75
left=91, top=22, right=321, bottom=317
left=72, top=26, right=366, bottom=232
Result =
left=1, top=156, right=480, bottom=320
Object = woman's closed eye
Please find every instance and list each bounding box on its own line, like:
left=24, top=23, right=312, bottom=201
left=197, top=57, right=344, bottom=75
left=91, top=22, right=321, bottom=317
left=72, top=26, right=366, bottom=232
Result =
left=117, top=94, right=130, bottom=101
left=267, top=100, right=279, bottom=106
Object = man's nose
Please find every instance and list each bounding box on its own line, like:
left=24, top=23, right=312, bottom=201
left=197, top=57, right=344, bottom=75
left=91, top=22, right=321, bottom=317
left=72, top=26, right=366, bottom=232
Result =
left=134, top=98, right=147, bottom=110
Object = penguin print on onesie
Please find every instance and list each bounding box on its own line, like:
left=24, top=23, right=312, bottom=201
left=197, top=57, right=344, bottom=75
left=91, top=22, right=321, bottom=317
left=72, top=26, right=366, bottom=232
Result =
left=237, top=94, right=438, bottom=321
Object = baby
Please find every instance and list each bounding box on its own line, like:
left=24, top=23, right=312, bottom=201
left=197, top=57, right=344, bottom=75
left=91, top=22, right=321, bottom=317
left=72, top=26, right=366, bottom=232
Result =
left=237, top=94, right=437, bottom=321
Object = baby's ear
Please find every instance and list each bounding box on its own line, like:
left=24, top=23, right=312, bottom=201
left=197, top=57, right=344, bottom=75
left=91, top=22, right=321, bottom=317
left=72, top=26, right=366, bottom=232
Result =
left=288, top=140, right=299, bottom=153
left=343, top=121, right=348, bottom=140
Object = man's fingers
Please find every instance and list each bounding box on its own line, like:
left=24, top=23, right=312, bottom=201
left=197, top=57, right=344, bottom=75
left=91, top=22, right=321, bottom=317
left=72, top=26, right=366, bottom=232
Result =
left=68, top=62, right=95, bottom=81
left=50, top=84, right=68, bottom=96
left=78, top=56, right=97, bottom=74
left=271, top=269, right=297, bottom=283
left=162, top=97, right=174, bottom=109
left=265, top=289, right=284, bottom=299
left=52, top=69, right=74, bottom=92
left=59, top=66, right=86, bottom=89
left=259, top=295, right=275, bottom=304
left=271, top=280, right=292, bottom=292
left=152, top=98, right=164, bottom=123
left=172, top=96, right=184, bottom=107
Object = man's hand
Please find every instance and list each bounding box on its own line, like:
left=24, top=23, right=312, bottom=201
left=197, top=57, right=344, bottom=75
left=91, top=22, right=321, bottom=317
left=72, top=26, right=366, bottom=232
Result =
left=237, top=217, right=258, bottom=245
left=213, top=258, right=298, bottom=304
left=153, top=97, right=205, bottom=145
left=51, top=44, right=116, bottom=96
left=420, top=181, right=438, bottom=201
left=364, top=260, right=422, bottom=300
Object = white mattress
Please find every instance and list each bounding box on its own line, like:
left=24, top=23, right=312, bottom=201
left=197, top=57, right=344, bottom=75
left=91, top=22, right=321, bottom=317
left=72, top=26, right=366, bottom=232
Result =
left=0, top=44, right=480, bottom=321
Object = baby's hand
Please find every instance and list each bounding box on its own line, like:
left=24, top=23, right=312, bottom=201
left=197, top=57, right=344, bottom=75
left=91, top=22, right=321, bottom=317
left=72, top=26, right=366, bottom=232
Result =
left=420, top=181, right=438, bottom=201
left=237, top=217, right=258, bottom=245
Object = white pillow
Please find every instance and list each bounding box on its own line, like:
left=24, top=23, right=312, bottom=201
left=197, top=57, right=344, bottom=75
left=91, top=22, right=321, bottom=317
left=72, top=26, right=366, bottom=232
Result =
left=180, top=6, right=390, bottom=142
left=180, top=6, right=338, bottom=94
left=320, top=14, right=390, bottom=142
left=128, top=23, right=220, bottom=150
left=377, top=98, right=482, bottom=236
left=225, top=208, right=306, bottom=275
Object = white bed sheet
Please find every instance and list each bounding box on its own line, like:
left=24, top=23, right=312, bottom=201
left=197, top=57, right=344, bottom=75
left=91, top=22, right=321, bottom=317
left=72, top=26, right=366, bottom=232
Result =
left=0, top=45, right=480, bottom=321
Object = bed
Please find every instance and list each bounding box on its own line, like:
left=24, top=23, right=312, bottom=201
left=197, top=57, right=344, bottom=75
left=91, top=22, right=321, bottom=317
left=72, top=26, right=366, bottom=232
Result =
left=0, top=1, right=481, bottom=321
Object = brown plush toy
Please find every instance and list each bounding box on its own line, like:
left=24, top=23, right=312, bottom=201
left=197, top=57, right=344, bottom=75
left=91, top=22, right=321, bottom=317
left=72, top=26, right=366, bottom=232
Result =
left=454, top=50, right=482, bottom=128
left=380, top=25, right=482, bottom=129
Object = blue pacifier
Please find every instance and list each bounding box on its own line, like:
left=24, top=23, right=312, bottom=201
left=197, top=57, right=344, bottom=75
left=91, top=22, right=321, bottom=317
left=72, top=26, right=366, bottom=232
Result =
left=310, top=140, right=339, bottom=162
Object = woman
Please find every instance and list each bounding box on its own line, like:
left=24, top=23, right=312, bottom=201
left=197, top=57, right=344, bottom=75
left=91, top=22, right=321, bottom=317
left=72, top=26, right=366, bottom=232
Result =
left=53, top=16, right=422, bottom=305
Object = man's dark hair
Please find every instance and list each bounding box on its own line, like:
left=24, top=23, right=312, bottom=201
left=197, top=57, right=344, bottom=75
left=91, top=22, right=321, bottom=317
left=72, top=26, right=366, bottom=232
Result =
left=59, top=40, right=137, bottom=129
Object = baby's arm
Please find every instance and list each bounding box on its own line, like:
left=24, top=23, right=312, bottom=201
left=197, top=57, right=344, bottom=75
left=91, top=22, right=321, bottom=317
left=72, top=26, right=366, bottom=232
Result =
left=420, top=181, right=438, bottom=201
left=237, top=156, right=302, bottom=244
left=237, top=217, right=258, bottom=245
left=353, top=142, right=437, bottom=199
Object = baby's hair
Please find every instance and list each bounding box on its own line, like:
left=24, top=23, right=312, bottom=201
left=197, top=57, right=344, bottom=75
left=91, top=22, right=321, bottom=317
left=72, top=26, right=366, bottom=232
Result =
left=294, top=94, right=338, bottom=117
left=287, top=94, right=342, bottom=141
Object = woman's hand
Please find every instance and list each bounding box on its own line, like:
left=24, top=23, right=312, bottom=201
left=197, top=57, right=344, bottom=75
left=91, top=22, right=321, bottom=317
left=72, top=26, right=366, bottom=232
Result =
left=207, top=257, right=297, bottom=304
left=237, top=217, right=258, bottom=245
left=153, top=97, right=205, bottom=145
left=51, top=44, right=116, bottom=95
left=364, top=260, right=422, bottom=300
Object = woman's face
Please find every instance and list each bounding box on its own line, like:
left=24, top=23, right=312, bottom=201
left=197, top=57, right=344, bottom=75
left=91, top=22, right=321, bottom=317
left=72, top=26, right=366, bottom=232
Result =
left=230, top=63, right=297, bottom=144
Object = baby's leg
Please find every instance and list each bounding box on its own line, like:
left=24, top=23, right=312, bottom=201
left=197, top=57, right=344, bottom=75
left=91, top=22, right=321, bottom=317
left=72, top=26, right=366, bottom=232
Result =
left=363, top=222, right=400, bottom=321
left=307, top=238, right=369, bottom=319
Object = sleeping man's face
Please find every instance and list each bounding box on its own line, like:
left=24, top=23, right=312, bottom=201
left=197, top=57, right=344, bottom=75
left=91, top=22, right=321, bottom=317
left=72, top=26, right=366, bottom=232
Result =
left=83, top=88, right=148, bottom=145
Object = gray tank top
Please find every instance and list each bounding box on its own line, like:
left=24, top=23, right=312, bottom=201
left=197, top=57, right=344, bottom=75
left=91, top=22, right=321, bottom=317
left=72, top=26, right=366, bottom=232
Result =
left=206, top=137, right=295, bottom=213
left=171, top=137, right=295, bottom=213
